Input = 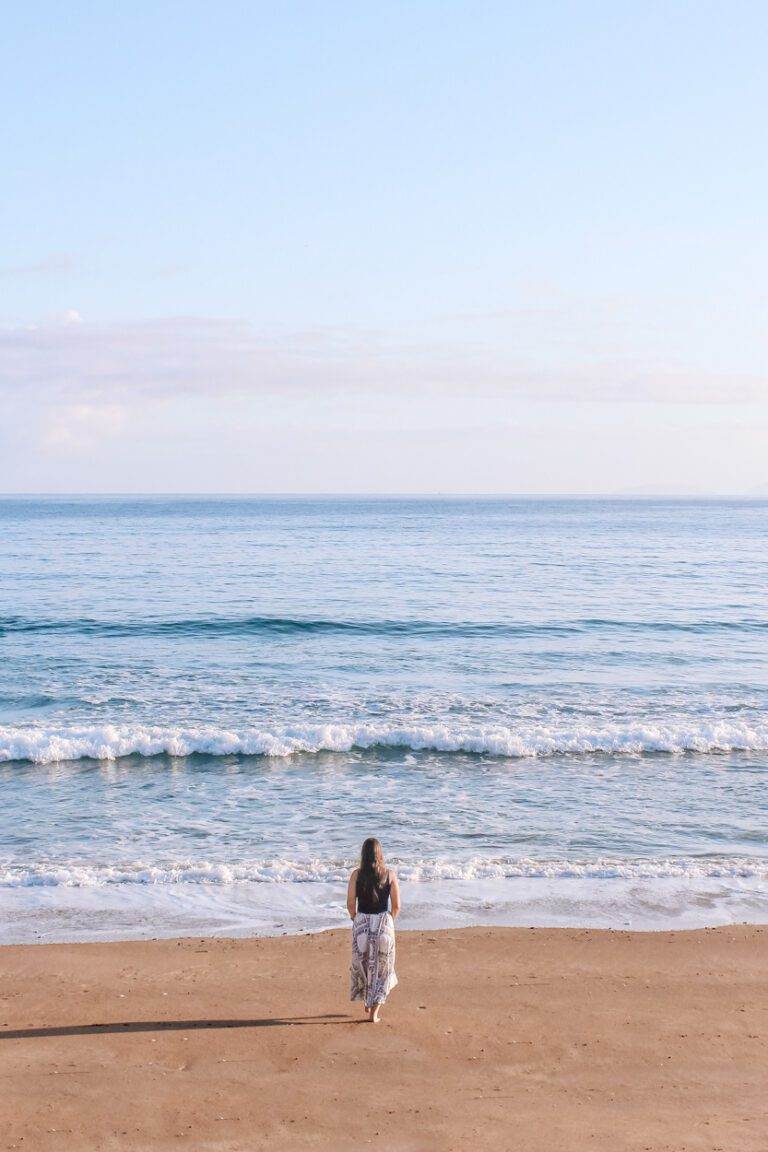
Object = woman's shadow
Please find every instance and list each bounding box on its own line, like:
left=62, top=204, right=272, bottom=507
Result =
left=0, top=1014, right=366, bottom=1040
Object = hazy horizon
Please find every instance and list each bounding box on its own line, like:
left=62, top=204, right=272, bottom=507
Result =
left=3, top=490, right=768, bottom=500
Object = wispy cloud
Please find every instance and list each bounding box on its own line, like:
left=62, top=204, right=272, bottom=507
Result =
left=0, top=313, right=766, bottom=406
left=0, top=255, right=74, bottom=279
left=41, top=403, right=127, bottom=452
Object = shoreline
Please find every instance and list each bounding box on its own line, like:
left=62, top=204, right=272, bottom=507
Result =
left=4, top=873, right=768, bottom=947
left=2, top=924, right=766, bottom=1151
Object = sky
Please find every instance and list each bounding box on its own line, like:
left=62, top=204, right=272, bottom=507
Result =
left=1, top=1, right=767, bottom=494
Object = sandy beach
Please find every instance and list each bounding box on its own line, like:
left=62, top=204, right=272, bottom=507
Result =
left=1, top=925, right=765, bottom=1151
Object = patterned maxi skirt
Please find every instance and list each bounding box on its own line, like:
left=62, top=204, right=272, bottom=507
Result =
left=349, top=912, right=398, bottom=1008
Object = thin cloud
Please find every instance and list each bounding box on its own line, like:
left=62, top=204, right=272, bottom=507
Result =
left=0, top=314, right=765, bottom=405
left=0, top=255, right=74, bottom=279
left=41, top=403, right=127, bottom=452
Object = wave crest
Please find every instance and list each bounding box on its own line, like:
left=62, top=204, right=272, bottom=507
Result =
left=2, top=855, right=767, bottom=888
left=3, top=613, right=767, bottom=638
left=2, top=718, right=768, bottom=764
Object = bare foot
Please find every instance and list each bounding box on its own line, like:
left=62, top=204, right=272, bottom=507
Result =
left=371, top=1005, right=381, bottom=1024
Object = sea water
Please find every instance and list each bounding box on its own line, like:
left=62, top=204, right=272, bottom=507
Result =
left=1, top=496, right=766, bottom=942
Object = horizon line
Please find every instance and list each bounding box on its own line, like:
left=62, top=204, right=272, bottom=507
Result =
left=1, top=491, right=766, bottom=501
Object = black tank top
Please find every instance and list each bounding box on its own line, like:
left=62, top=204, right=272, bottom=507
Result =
left=357, top=871, right=391, bottom=914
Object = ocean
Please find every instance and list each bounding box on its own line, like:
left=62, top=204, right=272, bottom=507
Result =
left=1, top=495, right=767, bottom=942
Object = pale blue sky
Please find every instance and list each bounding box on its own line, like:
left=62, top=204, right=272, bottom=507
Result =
left=2, top=1, right=767, bottom=493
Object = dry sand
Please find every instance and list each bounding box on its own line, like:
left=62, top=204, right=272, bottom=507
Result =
left=1, top=925, right=766, bottom=1151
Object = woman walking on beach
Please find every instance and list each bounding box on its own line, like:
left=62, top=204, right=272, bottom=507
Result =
left=347, top=837, right=400, bottom=1023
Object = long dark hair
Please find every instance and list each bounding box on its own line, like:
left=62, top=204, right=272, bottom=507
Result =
left=357, top=837, right=387, bottom=906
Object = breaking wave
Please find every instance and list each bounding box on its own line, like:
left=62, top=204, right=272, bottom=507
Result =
left=2, top=717, right=768, bottom=764
left=2, top=855, right=767, bottom=888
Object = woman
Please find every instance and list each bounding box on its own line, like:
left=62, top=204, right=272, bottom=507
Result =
left=347, top=837, right=400, bottom=1023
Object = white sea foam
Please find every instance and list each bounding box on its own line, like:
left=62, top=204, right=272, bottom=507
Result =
left=2, top=855, right=767, bottom=889
left=2, top=718, right=768, bottom=764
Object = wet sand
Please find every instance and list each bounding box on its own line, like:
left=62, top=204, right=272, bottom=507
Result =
left=1, top=925, right=766, bottom=1151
